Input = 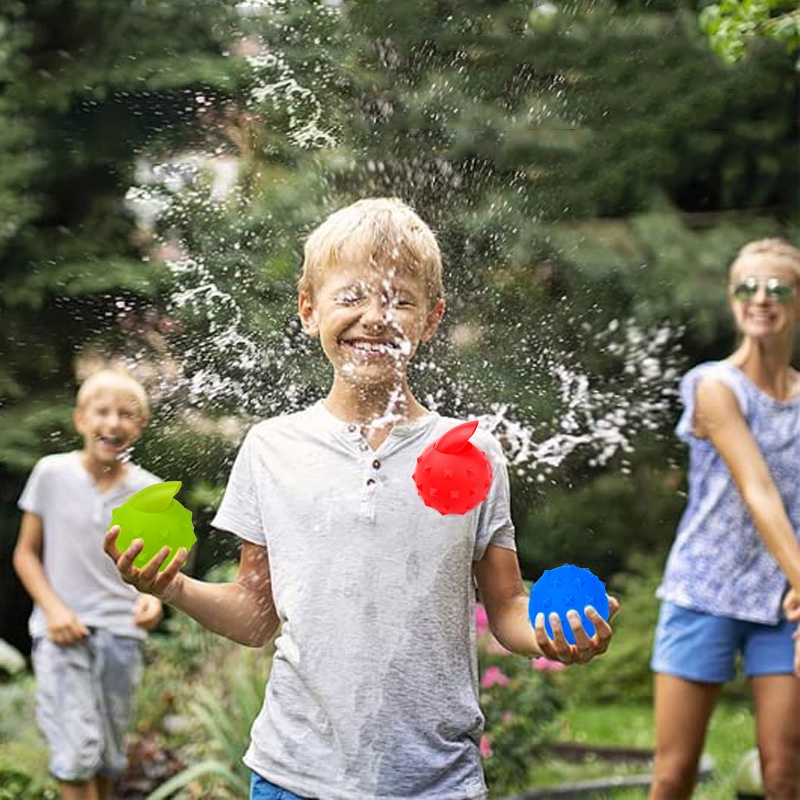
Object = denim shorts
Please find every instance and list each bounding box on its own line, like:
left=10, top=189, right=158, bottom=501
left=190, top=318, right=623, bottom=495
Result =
left=31, top=629, right=143, bottom=782
left=250, top=772, right=313, bottom=799
left=651, top=600, right=795, bottom=682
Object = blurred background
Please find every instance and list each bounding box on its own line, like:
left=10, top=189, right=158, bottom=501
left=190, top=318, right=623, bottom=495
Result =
left=0, top=0, right=797, bottom=796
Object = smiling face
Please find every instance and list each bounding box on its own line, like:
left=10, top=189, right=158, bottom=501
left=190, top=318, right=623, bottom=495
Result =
left=729, top=250, right=800, bottom=341
left=299, top=251, right=445, bottom=391
left=74, top=389, right=147, bottom=467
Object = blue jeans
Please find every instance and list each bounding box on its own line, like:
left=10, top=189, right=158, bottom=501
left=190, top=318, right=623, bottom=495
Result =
left=250, top=772, right=312, bottom=800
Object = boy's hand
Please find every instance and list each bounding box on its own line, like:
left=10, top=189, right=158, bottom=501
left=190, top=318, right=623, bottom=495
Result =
left=104, top=525, right=186, bottom=603
left=46, top=605, right=90, bottom=646
left=533, top=595, right=620, bottom=666
left=783, top=588, right=800, bottom=623
left=134, top=594, right=164, bottom=630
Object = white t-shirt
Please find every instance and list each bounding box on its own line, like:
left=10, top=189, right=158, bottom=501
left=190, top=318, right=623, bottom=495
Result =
left=18, top=452, right=161, bottom=640
left=212, top=401, right=516, bottom=800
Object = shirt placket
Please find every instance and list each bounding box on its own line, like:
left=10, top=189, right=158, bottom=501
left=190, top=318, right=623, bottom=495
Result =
left=347, top=424, right=382, bottom=523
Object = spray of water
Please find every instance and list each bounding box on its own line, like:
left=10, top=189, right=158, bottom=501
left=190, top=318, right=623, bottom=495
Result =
left=245, top=52, right=338, bottom=150
left=127, top=223, right=682, bottom=484
left=120, top=26, right=683, bottom=484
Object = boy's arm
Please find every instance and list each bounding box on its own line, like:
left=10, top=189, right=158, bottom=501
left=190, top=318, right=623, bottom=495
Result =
left=12, top=512, right=90, bottom=644
left=474, top=544, right=618, bottom=664
left=104, top=527, right=279, bottom=648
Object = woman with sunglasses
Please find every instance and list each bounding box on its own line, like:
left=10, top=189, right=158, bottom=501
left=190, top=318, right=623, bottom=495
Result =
left=649, top=238, right=800, bottom=800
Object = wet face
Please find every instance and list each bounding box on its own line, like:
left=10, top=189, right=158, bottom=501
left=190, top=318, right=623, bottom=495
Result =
left=729, top=253, right=800, bottom=340
left=299, top=257, right=445, bottom=389
left=73, top=390, right=147, bottom=466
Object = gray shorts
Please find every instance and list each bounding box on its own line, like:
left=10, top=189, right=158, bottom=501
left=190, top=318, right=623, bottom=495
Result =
left=31, top=629, right=144, bottom=782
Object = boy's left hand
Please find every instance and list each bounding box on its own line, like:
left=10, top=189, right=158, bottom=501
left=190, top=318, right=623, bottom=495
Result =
left=134, top=593, right=163, bottom=630
left=533, top=595, right=620, bottom=666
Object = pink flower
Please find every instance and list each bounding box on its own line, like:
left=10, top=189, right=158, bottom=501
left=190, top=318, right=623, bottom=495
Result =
left=479, top=734, right=493, bottom=759
left=475, top=603, right=489, bottom=637
left=481, top=666, right=510, bottom=688
left=532, top=656, right=566, bottom=672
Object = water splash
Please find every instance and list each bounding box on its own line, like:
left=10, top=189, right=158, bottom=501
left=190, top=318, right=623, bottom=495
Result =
left=478, top=319, right=681, bottom=481
left=119, top=17, right=684, bottom=482
left=245, top=51, right=338, bottom=150
left=149, top=233, right=681, bottom=483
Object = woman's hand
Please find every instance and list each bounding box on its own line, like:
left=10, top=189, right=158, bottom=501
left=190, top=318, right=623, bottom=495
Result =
left=793, top=626, right=800, bottom=679
left=104, top=525, right=187, bottom=604
left=783, top=588, right=800, bottom=623
left=533, top=595, right=620, bottom=666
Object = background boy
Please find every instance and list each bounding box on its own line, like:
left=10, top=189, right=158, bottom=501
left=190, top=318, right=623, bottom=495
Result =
left=14, top=368, right=163, bottom=800
left=105, top=198, right=618, bottom=800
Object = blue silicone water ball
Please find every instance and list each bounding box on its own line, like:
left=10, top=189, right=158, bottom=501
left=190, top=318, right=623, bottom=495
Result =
left=528, top=564, right=609, bottom=645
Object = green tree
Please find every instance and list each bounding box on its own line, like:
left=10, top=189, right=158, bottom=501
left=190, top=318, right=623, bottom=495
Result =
left=150, top=0, right=796, bottom=584
left=0, top=0, right=240, bottom=653
left=700, top=0, right=800, bottom=65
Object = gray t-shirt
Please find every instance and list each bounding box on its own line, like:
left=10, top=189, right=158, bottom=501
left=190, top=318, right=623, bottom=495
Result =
left=18, top=452, right=161, bottom=640
left=211, top=401, right=516, bottom=800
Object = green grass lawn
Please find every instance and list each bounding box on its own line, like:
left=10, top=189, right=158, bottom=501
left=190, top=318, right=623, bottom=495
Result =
left=519, top=700, right=756, bottom=799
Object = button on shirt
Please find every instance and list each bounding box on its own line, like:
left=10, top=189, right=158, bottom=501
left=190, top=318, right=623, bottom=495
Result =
left=657, top=362, right=800, bottom=624
left=211, top=401, right=515, bottom=800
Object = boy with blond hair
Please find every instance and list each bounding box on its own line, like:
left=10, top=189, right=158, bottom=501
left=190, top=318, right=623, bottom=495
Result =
left=106, top=198, right=618, bottom=800
left=14, top=369, right=163, bottom=800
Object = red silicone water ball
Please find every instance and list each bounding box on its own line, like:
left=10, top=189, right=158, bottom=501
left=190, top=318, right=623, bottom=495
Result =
left=413, top=420, right=493, bottom=515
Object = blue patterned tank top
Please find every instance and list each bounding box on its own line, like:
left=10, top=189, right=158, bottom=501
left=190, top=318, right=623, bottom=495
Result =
left=656, top=361, right=800, bottom=624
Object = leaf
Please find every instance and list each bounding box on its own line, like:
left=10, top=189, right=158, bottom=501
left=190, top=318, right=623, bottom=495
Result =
left=434, top=420, right=480, bottom=454
left=144, top=759, right=246, bottom=800
left=129, top=481, right=182, bottom=513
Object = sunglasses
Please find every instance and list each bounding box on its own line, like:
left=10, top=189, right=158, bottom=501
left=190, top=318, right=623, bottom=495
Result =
left=730, top=277, right=796, bottom=304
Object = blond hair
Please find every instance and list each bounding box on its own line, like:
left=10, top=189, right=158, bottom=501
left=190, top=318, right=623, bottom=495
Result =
left=298, top=198, right=444, bottom=306
left=730, top=237, right=800, bottom=279
left=76, top=369, right=150, bottom=421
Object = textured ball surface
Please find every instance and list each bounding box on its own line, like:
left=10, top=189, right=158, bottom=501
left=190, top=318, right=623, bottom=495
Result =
left=112, top=481, right=196, bottom=572
left=413, top=420, right=493, bottom=515
left=528, top=564, right=609, bottom=645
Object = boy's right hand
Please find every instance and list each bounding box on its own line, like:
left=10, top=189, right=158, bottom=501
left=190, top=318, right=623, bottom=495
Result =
left=46, top=606, right=90, bottom=645
left=104, top=525, right=187, bottom=604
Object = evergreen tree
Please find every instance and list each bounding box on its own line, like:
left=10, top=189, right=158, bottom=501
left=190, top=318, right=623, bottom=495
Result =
left=150, top=0, right=796, bottom=581
left=0, top=0, right=240, bottom=652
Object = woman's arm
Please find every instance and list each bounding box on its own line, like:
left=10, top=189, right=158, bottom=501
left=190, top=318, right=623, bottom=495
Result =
left=473, top=544, right=618, bottom=664
left=104, top=528, right=279, bottom=647
left=695, top=377, right=800, bottom=592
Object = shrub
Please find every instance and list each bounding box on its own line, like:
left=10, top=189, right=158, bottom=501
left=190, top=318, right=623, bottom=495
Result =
left=476, top=604, right=565, bottom=797
left=144, top=636, right=271, bottom=799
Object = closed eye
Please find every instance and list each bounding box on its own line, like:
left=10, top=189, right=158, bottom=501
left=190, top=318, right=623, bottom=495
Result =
left=336, top=292, right=365, bottom=306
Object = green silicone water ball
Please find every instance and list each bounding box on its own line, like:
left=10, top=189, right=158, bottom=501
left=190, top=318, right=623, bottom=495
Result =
left=111, top=481, right=196, bottom=571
